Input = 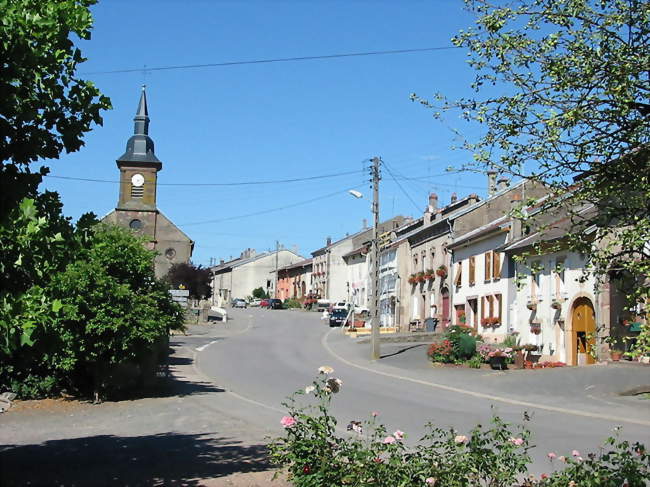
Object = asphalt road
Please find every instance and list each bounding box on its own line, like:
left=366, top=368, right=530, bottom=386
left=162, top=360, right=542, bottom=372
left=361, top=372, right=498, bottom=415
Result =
left=194, top=308, right=650, bottom=474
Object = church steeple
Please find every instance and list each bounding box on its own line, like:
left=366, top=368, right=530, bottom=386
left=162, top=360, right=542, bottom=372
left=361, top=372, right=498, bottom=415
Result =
left=117, top=85, right=161, bottom=165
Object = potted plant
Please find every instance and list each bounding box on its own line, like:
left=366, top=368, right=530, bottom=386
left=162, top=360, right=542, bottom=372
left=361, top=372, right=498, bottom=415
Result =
left=610, top=348, right=624, bottom=361
left=436, top=265, right=448, bottom=278
left=408, top=274, right=417, bottom=284
left=530, top=323, right=542, bottom=335
left=526, top=300, right=537, bottom=311
left=488, top=317, right=500, bottom=327
left=416, top=271, right=426, bottom=283
left=459, top=312, right=467, bottom=325
left=551, top=299, right=562, bottom=310
left=424, top=269, right=435, bottom=281
left=488, top=349, right=510, bottom=370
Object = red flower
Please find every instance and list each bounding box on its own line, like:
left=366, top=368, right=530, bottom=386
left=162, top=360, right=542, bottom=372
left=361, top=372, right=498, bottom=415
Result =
left=303, top=465, right=311, bottom=474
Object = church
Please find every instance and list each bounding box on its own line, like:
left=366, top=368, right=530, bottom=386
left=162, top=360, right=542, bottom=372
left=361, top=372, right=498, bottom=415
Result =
left=102, top=87, right=194, bottom=277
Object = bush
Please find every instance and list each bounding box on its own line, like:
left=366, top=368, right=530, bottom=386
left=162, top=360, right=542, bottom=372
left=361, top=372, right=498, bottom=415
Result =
left=270, top=371, right=649, bottom=487
left=252, top=287, right=269, bottom=299
left=427, top=340, right=454, bottom=363
left=283, top=298, right=302, bottom=309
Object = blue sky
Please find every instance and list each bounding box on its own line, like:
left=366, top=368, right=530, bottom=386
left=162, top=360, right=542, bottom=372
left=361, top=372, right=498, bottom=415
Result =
left=42, top=0, right=495, bottom=266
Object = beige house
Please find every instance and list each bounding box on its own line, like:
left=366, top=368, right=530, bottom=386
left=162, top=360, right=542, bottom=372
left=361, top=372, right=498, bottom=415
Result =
left=210, top=248, right=303, bottom=305
left=102, top=88, right=193, bottom=277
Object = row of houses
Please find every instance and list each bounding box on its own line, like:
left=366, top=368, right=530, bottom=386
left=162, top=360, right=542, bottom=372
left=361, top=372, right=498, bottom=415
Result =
left=209, top=175, right=643, bottom=366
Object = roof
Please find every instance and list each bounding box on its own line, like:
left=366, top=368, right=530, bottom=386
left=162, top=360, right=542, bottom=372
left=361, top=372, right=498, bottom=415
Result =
left=117, top=87, right=161, bottom=165
left=211, top=249, right=304, bottom=273
left=448, top=214, right=510, bottom=250
left=276, top=258, right=313, bottom=272
left=342, top=246, right=369, bottom=259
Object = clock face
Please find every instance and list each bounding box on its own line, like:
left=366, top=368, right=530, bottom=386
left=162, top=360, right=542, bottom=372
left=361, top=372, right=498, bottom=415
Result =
left=131, top=173, right=145, bottom=187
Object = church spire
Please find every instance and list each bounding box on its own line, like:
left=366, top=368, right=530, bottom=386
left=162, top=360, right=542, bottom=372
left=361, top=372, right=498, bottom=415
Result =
left=117, top=86, right=161, bottom=165
left=133, top=85, right=150, bottom=136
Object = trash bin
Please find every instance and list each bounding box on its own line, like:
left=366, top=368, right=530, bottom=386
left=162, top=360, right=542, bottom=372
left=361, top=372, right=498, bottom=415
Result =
left=424, top=317, right=438, bottom=332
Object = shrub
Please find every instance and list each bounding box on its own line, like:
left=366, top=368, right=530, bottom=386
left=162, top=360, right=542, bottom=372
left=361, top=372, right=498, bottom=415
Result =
left=456, top=333, right=477, bottom=359
left=427, top=340, right=454, bottom=363
left=283, top=298, right=301, bottom=309
left=270, top=371, right=649, bottom=486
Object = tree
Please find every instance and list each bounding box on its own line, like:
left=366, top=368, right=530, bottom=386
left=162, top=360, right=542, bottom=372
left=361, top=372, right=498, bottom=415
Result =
left=164, top=263, right=212, bottom=300
left=0, top=0, right=111, bottom=214
left=412, top=0, right=649, bottom=305
left=252, top=287, right=269, bottom=300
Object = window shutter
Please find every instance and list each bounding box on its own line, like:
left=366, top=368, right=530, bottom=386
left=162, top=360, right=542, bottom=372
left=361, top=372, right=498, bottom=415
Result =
left=484, top=252, right=492, bottom=281
left=496, top=294, right=502, bottom=320
left=469, top=257, right=475, bottom=285
left=455, top=262, right=462, bottom=287
left=493, top=252, right=501, bottom=279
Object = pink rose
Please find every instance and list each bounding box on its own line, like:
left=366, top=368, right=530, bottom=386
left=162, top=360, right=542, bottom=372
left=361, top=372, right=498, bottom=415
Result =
left=425, top=478, right=436, bottom=485
left=509, top=437, right=524, bottom=446
left=540, top=473, right=548, bottom=480
left=372, top=411, right=379, bottom=417
left=454, top=435, right=468, bottom=444
left=280, top=415, right=297, bottom=428
left=393, top=430, right=405, bottom=440
left=547, top=452, right=557, bottom=460
left=572, top=449, right=580, bottom=457
left=383, top=435, right=396, bottom=444
left=558, top=456, right=566, bottom=463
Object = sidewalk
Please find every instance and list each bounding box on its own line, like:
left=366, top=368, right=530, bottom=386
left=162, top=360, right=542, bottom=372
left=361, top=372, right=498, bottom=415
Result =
left=0, top=328, right=291, bottom=487
left=327, top=327, right=650, bottom=426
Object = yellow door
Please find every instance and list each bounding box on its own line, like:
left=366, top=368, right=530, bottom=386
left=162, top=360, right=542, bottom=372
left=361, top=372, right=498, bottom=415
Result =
left=571, top=298, right=596, bottom=365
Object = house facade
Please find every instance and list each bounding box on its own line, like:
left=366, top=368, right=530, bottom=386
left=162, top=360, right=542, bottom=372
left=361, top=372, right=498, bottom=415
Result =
left=276, top=258, right=313, bottom=301
left=210, top=248, right=303, bottom=305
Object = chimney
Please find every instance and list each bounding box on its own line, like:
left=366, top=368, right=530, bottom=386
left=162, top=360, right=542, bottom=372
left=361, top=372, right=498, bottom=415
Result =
left=468, top=193, right=480, bottom=205
left=450, top=192, right=458, bottom=204
left=497, top=175, right=509, bottom=192
left=428, top=193, right=438, bottom=213
left=220, top=259, right=224, bottom=265
left=487, top=169, right=497, bottom=196
left=326, top=236, right=332, bottom=246
left=510, top=192, right=523, bottom=238
left=362, top=218, right=368, bottom=229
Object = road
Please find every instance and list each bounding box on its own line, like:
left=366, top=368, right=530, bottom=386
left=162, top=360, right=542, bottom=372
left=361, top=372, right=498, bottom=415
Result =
left=190, top=308, right=650, bottom=474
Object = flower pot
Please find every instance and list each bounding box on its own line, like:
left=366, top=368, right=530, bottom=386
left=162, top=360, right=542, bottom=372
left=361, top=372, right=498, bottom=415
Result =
left=610, top=351, right=623, bottom=361
left=489, top=356, right=507, bottom=370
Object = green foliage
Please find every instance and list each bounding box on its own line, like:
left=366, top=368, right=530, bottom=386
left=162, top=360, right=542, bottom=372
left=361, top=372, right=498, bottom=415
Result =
left=252, top=287, right=269, bottom=299
left=500, top=334, right=520, bottom=349
left=283, top=298, right=302, bottom=309
left=271, top=372, right=648, bottom=486
left=164, top=262, right=212, bottom=300
left=412, top=0, right=650, bottom=307
left=0, top=0, right=111, bottom=168
left=456, top=332, right=477, bottom=360
left=467, top=354, right=483, bottom=369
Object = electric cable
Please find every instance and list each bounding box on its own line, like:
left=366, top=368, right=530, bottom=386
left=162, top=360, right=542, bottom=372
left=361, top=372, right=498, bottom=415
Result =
left=86, top=46, right=462, bottom=75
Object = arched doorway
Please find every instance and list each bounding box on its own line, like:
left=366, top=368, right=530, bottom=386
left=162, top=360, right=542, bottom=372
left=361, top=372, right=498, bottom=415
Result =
left=571, top=297, right=596, bottom=365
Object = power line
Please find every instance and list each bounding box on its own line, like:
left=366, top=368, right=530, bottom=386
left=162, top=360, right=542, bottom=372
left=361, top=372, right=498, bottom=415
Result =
left=178, top=184, right=366, bottom=227
left=44, top=169, right=364, bottom=187
left=382, top=160, right=422, bottom=214
left=85, top=46, right=461, bottom=75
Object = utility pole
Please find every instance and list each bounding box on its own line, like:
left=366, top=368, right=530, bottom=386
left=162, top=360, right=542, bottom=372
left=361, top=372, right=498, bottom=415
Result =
left=370, top=156, right=381, bottom=360
left=275, top=240, right=280, bottom=299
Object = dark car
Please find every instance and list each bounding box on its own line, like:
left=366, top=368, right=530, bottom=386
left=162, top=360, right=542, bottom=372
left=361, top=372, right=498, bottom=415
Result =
left=268, top=298, right=283, bottom=309
left=329, top=308, right=349, bottom=327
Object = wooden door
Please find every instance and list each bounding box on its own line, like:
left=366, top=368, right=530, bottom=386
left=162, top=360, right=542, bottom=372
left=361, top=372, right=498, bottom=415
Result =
left=571, top=298, right=596, bottom=365
left=441, top=289, right=450, bottom=327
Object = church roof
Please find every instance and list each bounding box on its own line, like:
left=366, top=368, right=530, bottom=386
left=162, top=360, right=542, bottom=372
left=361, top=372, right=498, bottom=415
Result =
left=117, top=86, right=161, bottom=165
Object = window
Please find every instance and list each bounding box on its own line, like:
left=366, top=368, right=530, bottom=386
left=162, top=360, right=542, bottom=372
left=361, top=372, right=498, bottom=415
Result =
left=454, top=262, right=463, bottom=288
left=531, top=261, right=542, bottom=298
left=555, top=257, right=566, bottom=297
left=484, top=252, right=492, bottom=281
left=493, top=252, right=502, bottom=279
left=129, top=219, right=143, bottom=230
left=469, top=256, right=476, bottom=285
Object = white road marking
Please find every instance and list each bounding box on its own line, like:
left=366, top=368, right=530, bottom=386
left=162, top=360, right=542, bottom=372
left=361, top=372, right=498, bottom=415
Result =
left=196, top=340, right=219, bottom=352
left=322, top=329, right=650, bottom=427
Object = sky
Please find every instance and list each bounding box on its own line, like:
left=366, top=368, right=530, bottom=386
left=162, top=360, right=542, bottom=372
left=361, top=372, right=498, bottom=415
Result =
left=41, top=0, right=496, bottom=267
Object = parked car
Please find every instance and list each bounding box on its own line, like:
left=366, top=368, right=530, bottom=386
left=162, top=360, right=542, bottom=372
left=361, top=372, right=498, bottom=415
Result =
left=316, top=299, right=331, bottom=312
left=260, top=299, right=270, bottom=308
left=232, top=298, right=247, bottom=308
left=329, top=308, right=349, bottom=327
left=330, top=301, right=349, bottom=312
left=268, top=298, right=283, bottom=309
left=249, top=299, right=261, bottom=307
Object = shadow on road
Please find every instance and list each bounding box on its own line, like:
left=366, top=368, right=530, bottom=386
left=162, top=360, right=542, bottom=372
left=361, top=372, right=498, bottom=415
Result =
left=1, top=432, right=273, bottom=486
left=380, top=343, right=427, bottom=359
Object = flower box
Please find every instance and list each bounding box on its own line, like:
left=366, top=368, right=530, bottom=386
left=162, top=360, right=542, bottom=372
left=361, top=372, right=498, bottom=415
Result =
left=436, top=266, right=448, bottom=278
left=526, top=302, right=537, bottom=311
left=551, top=300, right=562, bottom=310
